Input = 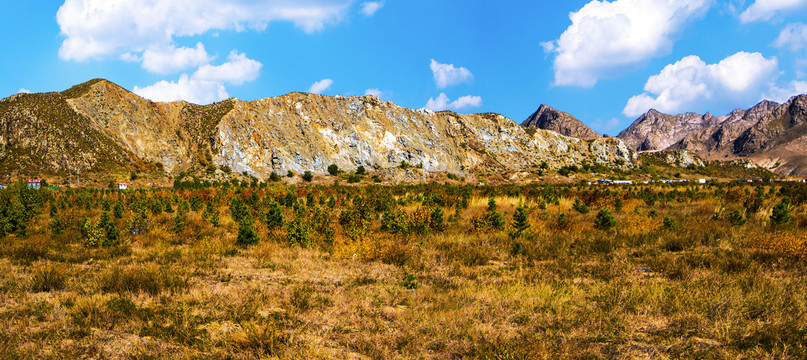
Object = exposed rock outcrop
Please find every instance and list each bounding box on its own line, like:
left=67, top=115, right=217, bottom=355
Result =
left=521, top=104, right=600, bottom=140
left=0, top=79, right=638, bottom=180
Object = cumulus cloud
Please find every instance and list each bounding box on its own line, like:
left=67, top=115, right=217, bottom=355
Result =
left=765, top=80, right=807, bottom=102
left=308, top=79, right=334, bottom=94
left=623, top=52, right=782, bottom=117
left=193, top=51, right=262, bottom=85
left=134, top=51, right=262, bottom=104
left=545, top=0, right=711, bottom=87
left=57, top=0, right=353, bottom=61
left=739, top=0, right=807, bottom=23
left=142, top=43, right=214, bottom=74
left=364, top=88, right=384, bottom=98
left=424, top=93, right=482, bottom=112
left=775, top=23, right=807, bottom=51
left=360, top=1, right=383, bottom=16
left=120, top=52, right=141, bottom=62
left=430, top=59, right=474, bottom=89
left=17, top=88, right=31, bottom=94
left=133, top=75, right=229, bottom=105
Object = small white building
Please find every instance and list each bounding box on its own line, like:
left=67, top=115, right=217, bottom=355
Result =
left=117, top=183, right=128, bottom=190
left=27, top=179, right=40, bottom=189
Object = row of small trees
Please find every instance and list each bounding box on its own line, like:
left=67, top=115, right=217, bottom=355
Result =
left=0, top=180, right=801, bottom=254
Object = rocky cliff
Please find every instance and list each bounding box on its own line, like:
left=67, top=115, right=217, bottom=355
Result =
left=521, top=104, right=600, bottom=140
left=618, top=96, right=807, bottom=176
left=0, top=79, right=637, bottom=180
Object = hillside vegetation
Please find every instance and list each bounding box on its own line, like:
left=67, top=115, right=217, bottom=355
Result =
left=1, top=180, right=806, bottom=359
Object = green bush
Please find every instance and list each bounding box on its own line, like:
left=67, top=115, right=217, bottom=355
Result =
left=265, top=201, right=284, bottom=230
left=230, top=197, right=250, bottom=223
left=113, top=202, right=124, bottom=218
left=510, top=206, right=530, bottom=237
left=287, top=217, right=313, bottom=247
left=81, top=218, right=105, bottom=247
left=203, top=201, right=220, bottom=227
left=662, top=216, right=676, bottom=230
left=594, top=208, right=617, bottom=230
left=302, top=171, right=314, bottom=182
left=614, top=198, right=624, bottom=212
left=572, top=198, right=589, bottom=214
left=237, top=218, right=260, bottom=246
left=727, top=209, right=746, bottom=226
left=347, top=173, right=361, bottom=183
left=327, top=164, right=340, bottom=176
left=430, top=207, right=445, bottom=232
left=770, top=197, right=793, bottom=226
left=49, top=215, right=64, bottom=235
left=128, top=202, right=150, bottom=235
left=401, top=272, right=419, bottom=290
left=484, top=212, right=501, bottom=230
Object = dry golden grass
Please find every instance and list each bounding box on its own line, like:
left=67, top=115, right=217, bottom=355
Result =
left=0, top=184, right=805, bottom=359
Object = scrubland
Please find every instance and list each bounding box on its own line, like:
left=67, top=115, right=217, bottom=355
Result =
left=0, top=181, right=806, bottom=359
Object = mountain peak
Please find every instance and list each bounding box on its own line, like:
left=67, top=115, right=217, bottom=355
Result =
left=60, top=78, right=125, bottom=99
left=521, top=104, right=600, bottom=140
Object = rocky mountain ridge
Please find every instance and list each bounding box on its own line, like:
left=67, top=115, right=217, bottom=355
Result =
left=521, top=104, right=601, bottom=140
left=618, top=96, right=807, bottom=176
left=0, top=79, right=636, bottom=181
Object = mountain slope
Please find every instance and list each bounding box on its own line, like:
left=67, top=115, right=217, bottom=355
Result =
left=617, top=96, right=807, bottom=175
left=0, top=79, right=637, bottom=180
left=66, top=79, right=233, bottom=173
left=521, top=104, right=600, bottom=140
left=0, top=82, right=139, bottom=176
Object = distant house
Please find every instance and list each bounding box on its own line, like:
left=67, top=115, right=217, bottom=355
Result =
left=117, top=183, right=128, bottom=190
left=27, top=179, right=40, bottom=189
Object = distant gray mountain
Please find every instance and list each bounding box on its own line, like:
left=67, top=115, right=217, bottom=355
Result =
left=617, top=96, right=807, bottom=176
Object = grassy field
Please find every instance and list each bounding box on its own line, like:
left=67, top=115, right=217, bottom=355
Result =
left=0, top=181, right=806, bottom=359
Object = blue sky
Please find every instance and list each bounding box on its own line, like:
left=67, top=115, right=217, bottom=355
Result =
left=1, top=1, right=807, bottom=135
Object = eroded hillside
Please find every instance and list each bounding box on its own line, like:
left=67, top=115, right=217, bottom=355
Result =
left=0, top=79, right=638, bottom=180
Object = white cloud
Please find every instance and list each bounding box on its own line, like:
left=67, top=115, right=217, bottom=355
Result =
left=142, top=43, right=214, bottom=74
left=545, top=0, right=711, bottom=87
left=120, top=52, right=141, bottom=62
left=134, top=52, right=262, bottom=104
left=17, top=88, right=31, bottom=94
left=765, top=80, right=807, bottom=102
left=57, top=0, right=353, bottom=61
left=424, top=93, right=482, bottom=112
left=308, top=79, right=334, bottom=94
left=623, top=52, right=781, bottom=117
left=133, top=75, right=229, bottom=105
left=364, top=88, right=383, bottom=98
left=739, top=0, right=807, bottom=23
left=430, top=59, right=474, bottom=89
left=193, top=51, right=262, bottom=85
left=360, top=1, right=383, bottom=16
left=775, top=23, right=807, bottom=51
